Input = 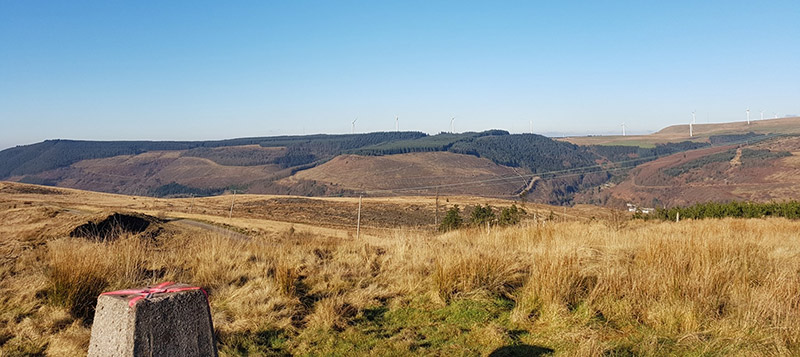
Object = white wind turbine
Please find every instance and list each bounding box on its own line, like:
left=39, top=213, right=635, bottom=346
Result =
left=351, top=117, right=358, bottom=134
left=450, top=116, right=456, bottom=133
left=621, top=123, right=626, bottom=136
left=690, top=111, right=696, bottom=137
left=746, top=108, right=751, bottom=125
left=395, top=115, right=399, bottom=132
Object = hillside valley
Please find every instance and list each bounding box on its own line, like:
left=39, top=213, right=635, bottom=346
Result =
left=3, top=117, right=800, bottom=207
left=581, top=135, right=800, bottom=207
left=0, top=131, right=606, bottom=203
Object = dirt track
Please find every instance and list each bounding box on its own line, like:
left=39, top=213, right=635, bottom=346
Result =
left=170, top=219, right=250, bottom=240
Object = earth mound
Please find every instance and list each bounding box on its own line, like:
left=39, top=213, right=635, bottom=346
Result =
left=70, top=213, right=163, bottom=241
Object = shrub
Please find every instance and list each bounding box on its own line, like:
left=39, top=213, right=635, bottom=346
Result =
left=498, top=205, right=526, bottom=226
left=439, top=205, right=463, bottom=232
left=470, top=204, right=496, bottom=226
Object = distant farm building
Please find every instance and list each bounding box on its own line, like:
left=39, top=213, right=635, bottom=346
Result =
left=627, top=203, right=654, bottom=214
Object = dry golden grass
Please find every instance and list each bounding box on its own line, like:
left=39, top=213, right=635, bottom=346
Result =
left=2, top=187, right=800, bottom=355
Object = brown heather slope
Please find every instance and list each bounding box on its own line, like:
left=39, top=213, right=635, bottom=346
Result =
left=8, top=149, right=288, bottom=196
left=6, top=147, right=530, bottom=198
left=283, top=152, right=528, bottom=197
left=583, top=135, right=800, bottom=207
left=561, top=116, right=800, bottom=147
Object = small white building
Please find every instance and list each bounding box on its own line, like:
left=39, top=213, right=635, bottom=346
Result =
left=627, top=203, right=654, bottom=214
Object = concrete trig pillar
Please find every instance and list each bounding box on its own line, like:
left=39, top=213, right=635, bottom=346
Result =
left=88, top=282, right=217, bottom=357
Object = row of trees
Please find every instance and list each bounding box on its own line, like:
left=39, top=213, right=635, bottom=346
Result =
left=650, top=201, right=800, bottom=220
left=708, top=132, right=767, bottom=145
left=151, top=182, right=226, bottom=198
left=587, top=141, right=711, bottom=166
left=352, top=132, right=482, bottom=156
left=182, top=146, right=283, bottom=166
left=439, top=204, right=527, bottom=231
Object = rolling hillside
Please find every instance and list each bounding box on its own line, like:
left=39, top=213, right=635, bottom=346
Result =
left=284, top=152, right=527, bottom=197
left=0, top=132, right=427, bottom=178
left=0, top=131, right=613, bottom=203
left=582, top=135, right=800, bottom=207
left=15, top=150, right=287, bottom=196
left=4, top=119, right=797, bottom=206
left=562, top=116, right=800, bottom=147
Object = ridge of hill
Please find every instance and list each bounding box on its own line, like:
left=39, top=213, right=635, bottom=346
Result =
left=0, top=132, right=428, bottom=179
left=561, top=116, right=800, bottom=147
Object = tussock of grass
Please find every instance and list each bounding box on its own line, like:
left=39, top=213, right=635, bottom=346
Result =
left=46, top=239, right=111, bottom=322
left=305, top=295, right=356, bottom=331
left=434, top=247, right=526, bottom=302
left=271, top=257, right=299, bottom=298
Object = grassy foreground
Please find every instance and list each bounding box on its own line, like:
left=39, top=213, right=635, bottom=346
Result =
left=2, top=216, right=800, bottom=356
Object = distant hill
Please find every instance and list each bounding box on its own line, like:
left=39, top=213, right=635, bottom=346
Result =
left=580, top=135, right=800, bottom=207
left=0, top=132, right=427, bottom=179
left=5, top=120, right=780, bottom=205
left=561, top=116, right=800, bottom=147
left=1, top=131, right=626, bottom=203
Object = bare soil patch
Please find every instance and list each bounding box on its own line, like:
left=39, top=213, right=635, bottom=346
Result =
left=70, top=213, right=163, bottom=241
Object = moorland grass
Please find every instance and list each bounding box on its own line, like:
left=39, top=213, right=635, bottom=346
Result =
left=2, top=217, right=800, bottom=356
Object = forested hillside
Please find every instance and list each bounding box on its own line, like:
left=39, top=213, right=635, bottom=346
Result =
left=586, top=141, right=710, bottom=167
left=0, top=132, right=426, bottom=179
left=0, top=130, right=737, bottom=204
left=357, top=131, right=600, bottom=175
left=450, top=134, right=596, bottom=173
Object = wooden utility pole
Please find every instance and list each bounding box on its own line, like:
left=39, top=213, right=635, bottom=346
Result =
left=435, top=188, right=440, bottom=226
left=189, top=194, right=194, bottom=214
left=229, top=190, right=236, bottom=219
left=356, top=195, right=362, bottom=240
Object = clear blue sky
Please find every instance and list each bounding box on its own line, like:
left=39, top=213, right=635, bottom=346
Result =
left=1, top=1, right=798, bottom=149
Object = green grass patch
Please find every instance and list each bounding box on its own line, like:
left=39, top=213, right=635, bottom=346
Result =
left=288, top=297, right=527, bottom=356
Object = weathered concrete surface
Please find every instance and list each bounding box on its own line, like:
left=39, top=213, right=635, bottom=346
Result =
left=88, top=283, right=217, bottom=357
left=88, top=293, right=136, bottom=356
